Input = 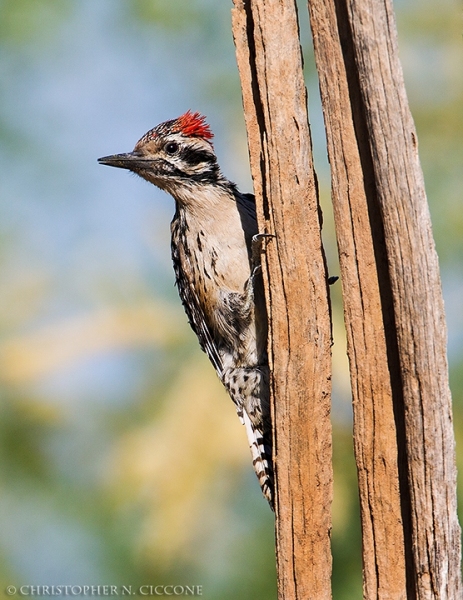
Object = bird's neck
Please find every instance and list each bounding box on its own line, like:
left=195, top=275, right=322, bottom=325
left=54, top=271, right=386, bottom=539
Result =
left=168, top=179, right=237, bottom=220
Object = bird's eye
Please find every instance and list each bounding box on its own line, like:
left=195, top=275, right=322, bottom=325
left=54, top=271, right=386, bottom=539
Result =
left=165, top=142, right=179, bottom=155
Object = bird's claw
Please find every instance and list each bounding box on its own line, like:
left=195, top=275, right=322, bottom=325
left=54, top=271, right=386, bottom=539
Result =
left=252, top=233, right=275, bottom=246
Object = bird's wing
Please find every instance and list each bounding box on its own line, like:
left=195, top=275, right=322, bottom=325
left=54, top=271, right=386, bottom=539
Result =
left=175, top=266, right=224, bottom=377
left=171, top=213, right=224, bottom=377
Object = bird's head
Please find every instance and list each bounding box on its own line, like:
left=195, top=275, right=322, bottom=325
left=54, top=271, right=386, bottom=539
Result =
left=98, top=111, right=222, bottom=196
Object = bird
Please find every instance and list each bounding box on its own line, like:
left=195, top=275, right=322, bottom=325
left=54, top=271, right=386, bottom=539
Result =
left=98, top=111, right=274, bottom=507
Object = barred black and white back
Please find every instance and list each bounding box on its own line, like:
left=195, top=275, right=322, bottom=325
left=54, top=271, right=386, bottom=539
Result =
left=171, top=194, right=273, bottom=506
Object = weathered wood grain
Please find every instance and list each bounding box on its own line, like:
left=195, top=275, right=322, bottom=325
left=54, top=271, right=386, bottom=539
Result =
left=307, top=0, right=462, bottom=597
left=307, top=0, right=407, bottom=597
left=232, top=1, right=333, bottom=598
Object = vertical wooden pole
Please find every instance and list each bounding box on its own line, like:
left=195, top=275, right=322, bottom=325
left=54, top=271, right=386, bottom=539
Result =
left=232, top=1, right=333, bottom=599
left=306, top=0, right=462, bottom=597
left=306, top=0, right=407, bottom=597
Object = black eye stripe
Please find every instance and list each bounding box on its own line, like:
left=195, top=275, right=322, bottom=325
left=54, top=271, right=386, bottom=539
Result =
left=180, top=147, right=215, bottom=166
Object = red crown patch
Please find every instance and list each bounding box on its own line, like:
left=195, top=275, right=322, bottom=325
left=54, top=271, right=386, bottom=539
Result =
left=175, top=111, right=213, bottom=141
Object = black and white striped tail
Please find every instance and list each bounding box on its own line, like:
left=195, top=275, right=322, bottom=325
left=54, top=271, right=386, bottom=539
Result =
left=241, top=410, right=274, bottom=508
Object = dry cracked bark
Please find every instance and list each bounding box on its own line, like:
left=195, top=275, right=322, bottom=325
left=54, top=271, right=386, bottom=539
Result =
left=232, top=0, right=461, bottom=598
left=232, top=1, right=333, bottom=598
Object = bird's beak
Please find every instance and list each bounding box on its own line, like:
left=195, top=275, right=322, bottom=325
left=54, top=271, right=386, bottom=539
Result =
left=97, top=152, right=148, bottom=171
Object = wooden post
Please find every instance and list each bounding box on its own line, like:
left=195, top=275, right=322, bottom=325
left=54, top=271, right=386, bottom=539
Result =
left=232, top=1, right=333, bottom=599
left=306, top=0, right=407, bottom=596
left=306, top=0, right=462, bottom=597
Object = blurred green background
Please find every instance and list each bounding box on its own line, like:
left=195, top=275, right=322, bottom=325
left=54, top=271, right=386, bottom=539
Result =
left=0, top=0, right=461, bottom=598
